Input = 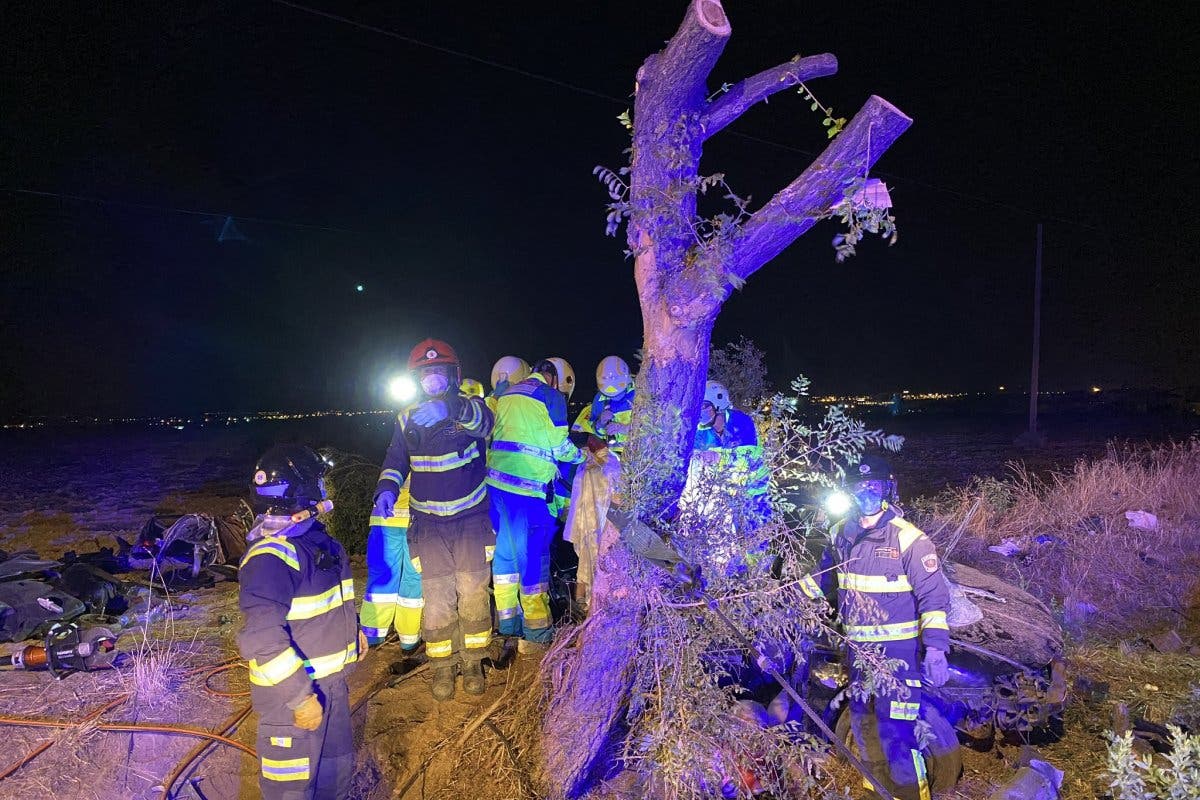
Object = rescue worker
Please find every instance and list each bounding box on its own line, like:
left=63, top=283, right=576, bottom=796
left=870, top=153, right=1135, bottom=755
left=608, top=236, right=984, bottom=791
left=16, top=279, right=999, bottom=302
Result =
left=359, top=476, right=422, bottom=649
left=545, top=356, right=577, bottom=521
left=799, top=456, right=950, bottom=800
left=486, top=359, right=585, bottom=651
left=487, top=356, right=531, bottom=415
left=460, top=378, right=485, bottom=399
left=374, top=339, right=495, bottom=700
left=238, top=444, right=361, bottom=800
left=572, top=355, right=635, bottom=457
left=694, top=381, right=770, bottom=524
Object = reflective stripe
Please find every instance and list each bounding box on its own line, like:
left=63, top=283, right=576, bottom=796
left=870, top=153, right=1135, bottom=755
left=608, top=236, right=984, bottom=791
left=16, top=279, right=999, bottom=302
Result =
left=341, top=578, right=355, bottom=601
left=248, top=648, right=304, bottom=686
left=364, top=592, right=399, bottom=604
left=497, top=606, right=519, bottom=619
left=303, top=642, right=357, bottom=679
left=410, top=442, right=481, bottom=472
left=269, top=736, right=292, bottom=747
left=459, top=400, right=485, bottom=432
left=485, top=544, right=495, bottom=562
left=397, top=596, right=425, bottom=609
left=838, top=571, right=913, bottom=593
left=379, top=468, right=404, bottom=484
left=486, top=468, right=548, bottom=496
left=287, top=584, right=345, bottom=621
left=361, top=625, right=389, bottom=638
left=242, top=540, right=300, bottom=571
left=369, top=513, right=411, bottom=528
left=262, top=756, right=310, bottom=782
left=905, top=678, right=924, bottom=688
left=398, top=633, right=421, bottom=646
left=494, top=572, right=520, bottom=584
left=464, top=631, right=490, bottom=648
left=427, top=640, right=453, bottom=658
left=411, top=557, right=421, bottom=574
left=890, top=700, right=920, bottom=720
left=520, top=582, right=549, bottom=595
left=919, top=610, right=948, bottom=631
left=894, top=518, right=924, bottom=553
left=913, top=749, right=931, bottom=800
left=410, top=481, right=487, bottom=516
left=799, top=575, right=823, bottom=600
left=491, top=439, right=554, bottom=462
left=844, top=620, right=920, bottom=642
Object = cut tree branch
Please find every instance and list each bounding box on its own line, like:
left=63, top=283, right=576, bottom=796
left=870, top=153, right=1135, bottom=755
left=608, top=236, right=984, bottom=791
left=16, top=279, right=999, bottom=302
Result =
left=701, top=54, right=839, bottom=139
left=728, top=94, right=912, bottom=283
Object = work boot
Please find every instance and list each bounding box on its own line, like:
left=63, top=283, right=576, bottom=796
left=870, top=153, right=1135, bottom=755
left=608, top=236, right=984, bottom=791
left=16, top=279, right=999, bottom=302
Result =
left=517, top=638, right=547, bottom=656
left=430, top=661, right=456, bottom=701
left=461, top=660, right=486, bottom=695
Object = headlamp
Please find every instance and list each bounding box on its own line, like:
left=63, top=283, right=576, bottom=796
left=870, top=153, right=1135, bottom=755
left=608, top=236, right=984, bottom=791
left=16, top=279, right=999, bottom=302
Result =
left=823, top=490, right=854, bottom=517
left=388, top=375, right=418, bottom=404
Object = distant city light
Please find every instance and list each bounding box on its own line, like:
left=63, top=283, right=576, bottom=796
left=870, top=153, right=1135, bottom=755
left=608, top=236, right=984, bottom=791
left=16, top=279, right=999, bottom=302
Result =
left=388, top=375, right=417, bottom=404
left=1091, top=386, right=1102, bottom=394
left=998, top=385, right=1006, bottom=391
left=356, top=284, right=364, bottom=292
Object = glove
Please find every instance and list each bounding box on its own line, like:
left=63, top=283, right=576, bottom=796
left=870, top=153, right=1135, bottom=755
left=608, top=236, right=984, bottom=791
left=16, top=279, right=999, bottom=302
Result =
left=495, top=378, right=510, bottom=395
left=923, top=647, right=949, bottom=687
left=411, top=400, right=449, bottom=427
left=292, top=693, right=323, bottom=731
left=358, top=627, right=369, bottom=656
left=597, top=408, right=615, bottom=428
left=374, top=490, right=397, bottom=519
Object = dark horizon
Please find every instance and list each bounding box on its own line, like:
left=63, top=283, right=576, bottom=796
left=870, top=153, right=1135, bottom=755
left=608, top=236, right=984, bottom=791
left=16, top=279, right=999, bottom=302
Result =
left=3, top=1, right=1198, bottom=417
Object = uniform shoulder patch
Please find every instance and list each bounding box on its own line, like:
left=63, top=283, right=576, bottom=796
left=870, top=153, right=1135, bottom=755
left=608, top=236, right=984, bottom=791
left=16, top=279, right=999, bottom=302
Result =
left=921, top=553, right=939, bottom=573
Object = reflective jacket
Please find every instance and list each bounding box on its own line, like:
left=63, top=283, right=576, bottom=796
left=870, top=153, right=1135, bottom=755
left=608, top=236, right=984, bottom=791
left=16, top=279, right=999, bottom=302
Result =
left=237, top=521, right=359, bottom=709
left=800, top=508, right=950, bottom=650
left=376, top=392, right=493, bottom=522
left=695, top=408, right=769, bottom=500
left=487, top=373, right=584, bottom=500
left=572, top=387, right=634, bottom=454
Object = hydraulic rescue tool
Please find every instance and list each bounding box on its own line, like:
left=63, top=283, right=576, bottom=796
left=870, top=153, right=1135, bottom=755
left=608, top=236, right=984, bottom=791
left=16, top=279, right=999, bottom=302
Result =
left=0, top=622, right=119, bottom=678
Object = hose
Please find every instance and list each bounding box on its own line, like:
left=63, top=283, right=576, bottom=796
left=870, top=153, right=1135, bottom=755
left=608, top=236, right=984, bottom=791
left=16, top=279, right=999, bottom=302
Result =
left=0, top=693, right=130, bottom=781
left=0, top=715, right=257, bottom=758
left=159, top=703, right=253, bottom=800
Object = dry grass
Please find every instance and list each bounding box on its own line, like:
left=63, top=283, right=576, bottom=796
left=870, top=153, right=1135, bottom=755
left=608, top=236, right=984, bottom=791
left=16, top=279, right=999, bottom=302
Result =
left=911, top=438, right=1200, bottom=637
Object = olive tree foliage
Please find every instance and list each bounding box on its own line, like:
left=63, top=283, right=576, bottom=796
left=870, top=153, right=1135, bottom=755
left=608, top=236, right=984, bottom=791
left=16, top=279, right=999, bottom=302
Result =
left=1105, top=727, right=1200, bottom=800
left=708, top=336, right=770, bottom=410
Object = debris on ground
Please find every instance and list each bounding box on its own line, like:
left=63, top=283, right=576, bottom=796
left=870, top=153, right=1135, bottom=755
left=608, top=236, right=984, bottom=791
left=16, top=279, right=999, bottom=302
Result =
left=989, top=757, right=1063, bottom=800
left=1124, top=509, right=1159, bottom=530
left=1149, top=629, right=1186, bottom=654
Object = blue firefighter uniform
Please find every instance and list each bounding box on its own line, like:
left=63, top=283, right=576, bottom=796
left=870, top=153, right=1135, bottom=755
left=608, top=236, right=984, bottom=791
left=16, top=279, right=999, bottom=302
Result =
left=360, top=480, right=422, bottom=647
left=800, top=507, right=950, bottom=800
left=487, top=372, right=585, bottom=643
left=238, top=520, right=360, bottom=800
left=375, top=391, right=494, bottom=665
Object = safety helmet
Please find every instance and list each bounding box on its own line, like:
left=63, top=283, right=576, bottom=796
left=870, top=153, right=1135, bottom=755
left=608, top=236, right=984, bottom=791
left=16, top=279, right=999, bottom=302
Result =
left=408, top=338, right=459, bottom=371
left=460, top=378, right=484, bottom=398
left=596, top=355, right=632, bottom=397
left=490, top=356, right=531, bottom=390
left=704, top=380, right=732, bottom=411
left=252, top=444, right=329, bottom=515
left=846, top=454, right=898, bottom=516
left=547, top=357, right=576, bottom=399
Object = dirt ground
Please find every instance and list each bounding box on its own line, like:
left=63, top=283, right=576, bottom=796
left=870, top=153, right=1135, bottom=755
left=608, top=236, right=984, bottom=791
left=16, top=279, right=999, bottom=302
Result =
left=0, top=413, right=1196, bottom=799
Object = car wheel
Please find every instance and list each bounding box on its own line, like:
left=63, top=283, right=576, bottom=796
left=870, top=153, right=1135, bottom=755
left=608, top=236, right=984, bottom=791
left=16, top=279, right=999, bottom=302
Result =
left=834, top=700, right=963, bottom=793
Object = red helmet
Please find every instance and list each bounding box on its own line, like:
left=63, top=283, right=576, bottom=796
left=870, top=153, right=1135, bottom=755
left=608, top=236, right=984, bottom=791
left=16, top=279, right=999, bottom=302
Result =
left=408, top=338, right=459, bottom=371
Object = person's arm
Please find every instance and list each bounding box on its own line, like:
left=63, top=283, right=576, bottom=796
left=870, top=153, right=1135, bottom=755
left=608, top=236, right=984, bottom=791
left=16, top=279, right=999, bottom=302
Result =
left=375, top=414, right=412, bottom=502
left=237, top=546, right=313, bottom=708
left=904, top=531, right=951, bottom=653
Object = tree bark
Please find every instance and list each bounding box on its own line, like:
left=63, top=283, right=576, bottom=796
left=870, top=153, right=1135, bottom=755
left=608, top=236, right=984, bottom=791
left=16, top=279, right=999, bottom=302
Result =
left=542, top=1, right=911, bottom=794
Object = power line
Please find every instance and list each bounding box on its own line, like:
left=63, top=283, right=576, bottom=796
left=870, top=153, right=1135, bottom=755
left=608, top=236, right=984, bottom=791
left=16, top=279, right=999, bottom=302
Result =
left=1, top=187, right=358, bottom=234
left=271, top=0, right=1116, bottom=235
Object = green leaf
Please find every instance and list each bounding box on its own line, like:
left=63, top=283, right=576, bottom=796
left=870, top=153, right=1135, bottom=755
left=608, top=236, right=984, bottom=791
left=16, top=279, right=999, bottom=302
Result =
left=810, top=102, right=819, bottom=111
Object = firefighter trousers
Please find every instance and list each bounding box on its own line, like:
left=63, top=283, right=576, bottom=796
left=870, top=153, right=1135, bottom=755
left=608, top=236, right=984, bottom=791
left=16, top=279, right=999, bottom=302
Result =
left=488, top=487, right=555, bottom=643
left=254, top=675, right=353, bottom=800
left=848, top=639, right=931, bottom=800
left=407, top=512, right=494, bottom=663
left=360, top=519, right=423, bottom=647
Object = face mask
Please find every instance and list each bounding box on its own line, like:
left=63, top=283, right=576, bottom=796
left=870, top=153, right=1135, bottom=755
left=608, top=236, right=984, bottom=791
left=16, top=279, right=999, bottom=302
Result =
left=700, top=404, right=716, bottom=426
left=421, top=373, right=450, bottom=396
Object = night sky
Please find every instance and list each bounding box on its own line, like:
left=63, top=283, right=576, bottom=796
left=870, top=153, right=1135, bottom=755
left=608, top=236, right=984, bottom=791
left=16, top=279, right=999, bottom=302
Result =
left=2, top=1, right=1198, bottom=418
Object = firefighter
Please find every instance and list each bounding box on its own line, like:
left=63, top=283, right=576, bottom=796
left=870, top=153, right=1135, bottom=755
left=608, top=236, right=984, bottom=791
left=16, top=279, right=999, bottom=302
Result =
left=487, top=359, right=586, bottom=651
left=572, top=355, right=634, bottom=457
left=799, top=456, right=950, bottom=800
left=238, top=444, right=362, bottom=800
left=359, top=476, right=422, bottom=650
left=374, top=338, right=495, bottom=700
left=460, top=378, right=485, bottom=398
left=694, top=381, right=770, bottom=524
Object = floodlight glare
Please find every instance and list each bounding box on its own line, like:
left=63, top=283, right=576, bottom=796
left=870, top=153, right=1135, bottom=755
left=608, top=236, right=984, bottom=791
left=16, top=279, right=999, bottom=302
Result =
left=388, top=375, right=417, bottom=404
left=823, top=490, right=854, bottom=517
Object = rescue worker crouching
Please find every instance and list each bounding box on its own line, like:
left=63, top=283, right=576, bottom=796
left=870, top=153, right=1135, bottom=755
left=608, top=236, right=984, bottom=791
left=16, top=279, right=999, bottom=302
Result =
left=374, top=338, right=496, bottom=700
left=238, top=445, right=362, bottom=800
left=487, top=358, right=585, bottom=653
left=800, top=456, right=951, bottom=800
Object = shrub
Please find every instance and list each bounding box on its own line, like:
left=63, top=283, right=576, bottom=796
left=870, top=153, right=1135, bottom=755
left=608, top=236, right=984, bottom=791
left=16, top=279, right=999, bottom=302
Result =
left=319, top=449, right=379, bottom=555
left=1105, top=727, right=1200, bottom=799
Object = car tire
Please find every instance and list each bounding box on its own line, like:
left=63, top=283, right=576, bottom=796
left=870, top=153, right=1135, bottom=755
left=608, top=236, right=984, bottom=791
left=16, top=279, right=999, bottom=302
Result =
left=834, top=700, right=963, bottom=793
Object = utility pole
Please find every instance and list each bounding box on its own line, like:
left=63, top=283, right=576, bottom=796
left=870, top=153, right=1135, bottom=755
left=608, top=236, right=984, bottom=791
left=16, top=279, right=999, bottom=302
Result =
left=1026, top=223, right=1044, bottom=442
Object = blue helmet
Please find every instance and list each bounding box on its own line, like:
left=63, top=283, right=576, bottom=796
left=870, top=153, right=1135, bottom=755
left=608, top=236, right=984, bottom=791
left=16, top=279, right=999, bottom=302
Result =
left=846, top=455, right=897, bottom=516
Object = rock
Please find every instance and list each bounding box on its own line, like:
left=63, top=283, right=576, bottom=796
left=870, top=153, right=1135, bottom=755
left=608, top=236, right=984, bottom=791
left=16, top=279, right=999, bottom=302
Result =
left=1149, top=629, right=1185, bottom=654
left=989, top=759, right=1063, bottom=800
left=1189, top=645, right=1200, bottom=657
left=1125, top=510, right=1158, bottom=531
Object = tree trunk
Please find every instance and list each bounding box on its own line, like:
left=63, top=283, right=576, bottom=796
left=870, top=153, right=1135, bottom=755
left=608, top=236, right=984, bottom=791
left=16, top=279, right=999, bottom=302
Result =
left=541, top=2, right=912, bottom=794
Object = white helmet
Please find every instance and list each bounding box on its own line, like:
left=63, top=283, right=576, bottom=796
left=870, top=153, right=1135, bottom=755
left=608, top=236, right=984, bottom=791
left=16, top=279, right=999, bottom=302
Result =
left=704, top=380, right=731, bottom=411
left=596, top=355, right=632, bottom=397
left=547, top=357, right=576, bottom=399
left=490, top=356, right=531, bottom=390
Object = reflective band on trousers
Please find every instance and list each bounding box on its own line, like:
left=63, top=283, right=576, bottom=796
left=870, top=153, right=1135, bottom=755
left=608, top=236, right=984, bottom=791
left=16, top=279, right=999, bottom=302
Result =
left=843, top=620, right=920, bottom=642
left=464, top=631, right=491, bottom=648
left=369, top=513, right=411, bottom=528
left=427, top=640, right=453, bottom=658
left=410, top=482, right=487, bottom=516
left=491, top=439, right=554, bottom=462
left=262, top=756, right=310, bottom=782
left=410, top=442, right=481, bottom=472
left=838, top=571, right=913, bottom=593
left=249, top=648, right=303, bottom=686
